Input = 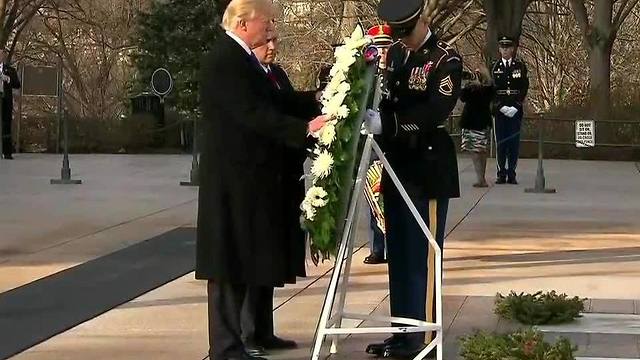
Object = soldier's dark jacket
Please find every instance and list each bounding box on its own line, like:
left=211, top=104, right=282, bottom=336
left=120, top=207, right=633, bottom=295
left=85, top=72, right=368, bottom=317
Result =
left=379, top=34, right=462, bottom=199
left=491, top=58, right=529, bottom=108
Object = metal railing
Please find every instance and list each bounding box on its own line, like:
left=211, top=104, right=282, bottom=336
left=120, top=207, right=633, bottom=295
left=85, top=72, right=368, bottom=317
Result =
left=446, top=114, right=640, bottom=160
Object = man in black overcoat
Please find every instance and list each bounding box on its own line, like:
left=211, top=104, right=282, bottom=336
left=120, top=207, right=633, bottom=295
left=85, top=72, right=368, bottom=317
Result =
left=239, top=34, right=320, bottom=357
left=196, top=1, right=328, bottom=359
left=0, top=49, right=21, bottom=160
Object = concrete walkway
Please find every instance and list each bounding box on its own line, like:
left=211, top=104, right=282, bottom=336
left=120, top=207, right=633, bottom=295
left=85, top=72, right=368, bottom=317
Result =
left=1, top=154, right=639, bottom=359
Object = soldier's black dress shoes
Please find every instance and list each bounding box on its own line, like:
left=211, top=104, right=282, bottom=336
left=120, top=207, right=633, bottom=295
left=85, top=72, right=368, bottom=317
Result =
left=366, top=336, right=403, bottom=356
left=507, top=178, right=518, bottom=184
left=496, top=177, right=507, bottom=184
left=366, top=336, right=434, bottom=359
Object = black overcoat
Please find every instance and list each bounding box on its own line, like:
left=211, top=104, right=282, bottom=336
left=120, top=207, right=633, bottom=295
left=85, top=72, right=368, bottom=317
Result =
left=268, top=64, right=320, bottom=279
left=195, top=34, right=318, bottom=287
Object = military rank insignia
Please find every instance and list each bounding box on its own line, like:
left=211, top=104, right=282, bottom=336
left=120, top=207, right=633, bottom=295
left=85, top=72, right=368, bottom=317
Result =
left=408, top=62, right=432, bottom=91
left=439, top=75, right=454, bottom=96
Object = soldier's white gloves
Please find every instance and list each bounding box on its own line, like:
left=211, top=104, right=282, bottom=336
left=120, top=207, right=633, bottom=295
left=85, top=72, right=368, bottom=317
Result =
left=500, top=106, right=518, bottom=118
left=362, top=109, right=382, bottom=135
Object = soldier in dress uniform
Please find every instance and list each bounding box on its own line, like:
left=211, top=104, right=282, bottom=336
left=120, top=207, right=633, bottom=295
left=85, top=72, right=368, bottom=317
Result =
left=363, top=0, right=462, bottom=357
left=491, top=36, right=529, bottom=184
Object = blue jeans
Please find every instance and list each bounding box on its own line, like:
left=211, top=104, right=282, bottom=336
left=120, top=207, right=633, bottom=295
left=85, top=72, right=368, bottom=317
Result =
left=369, top=206, right=385, bottom=257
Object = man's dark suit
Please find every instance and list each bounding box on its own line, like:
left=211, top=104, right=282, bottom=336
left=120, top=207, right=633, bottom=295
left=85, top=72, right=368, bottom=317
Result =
left=240, top=63, right=317, bottom=352
left=1, top=62, right=21, bottom=158
left=197, top=33, right=318, bottom=359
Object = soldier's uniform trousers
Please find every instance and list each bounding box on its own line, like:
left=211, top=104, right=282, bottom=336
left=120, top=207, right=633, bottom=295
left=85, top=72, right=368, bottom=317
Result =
left=494, top=105, right=523, bottom=180
left=383, top=174, right=449, bottom=347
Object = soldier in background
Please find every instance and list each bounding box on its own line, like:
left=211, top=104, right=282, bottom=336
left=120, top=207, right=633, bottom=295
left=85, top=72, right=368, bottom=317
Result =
left=491, top=36, right=529, bottom=184
left=363, top=0, right=462, bottom=357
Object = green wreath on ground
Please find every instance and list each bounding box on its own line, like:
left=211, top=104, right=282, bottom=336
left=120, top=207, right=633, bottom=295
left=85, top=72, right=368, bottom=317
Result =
left=459, top=328, right=576, bottom=360
left=494, top=290, right=586, bottom=325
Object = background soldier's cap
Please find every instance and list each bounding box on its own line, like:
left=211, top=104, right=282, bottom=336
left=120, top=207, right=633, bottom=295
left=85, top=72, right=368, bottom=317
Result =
left=367, top=24, right=393, bottom=46
left=377, top=0, right=425, bottom=39
left=498, top=36, right=515, bottom=47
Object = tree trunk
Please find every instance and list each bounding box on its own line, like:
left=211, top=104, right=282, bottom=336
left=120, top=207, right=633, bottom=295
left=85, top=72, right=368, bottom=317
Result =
left=589, top=43, right=612, bottom=120
left=589, top=0, right=613, bottom=120
left=483, top=0, right=531, bottom=63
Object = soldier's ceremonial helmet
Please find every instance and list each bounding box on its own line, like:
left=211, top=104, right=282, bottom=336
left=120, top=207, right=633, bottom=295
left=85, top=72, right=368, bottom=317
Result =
left=377, top=0, right=425, bottom=39
left=367, top=24, right=393, bottom=46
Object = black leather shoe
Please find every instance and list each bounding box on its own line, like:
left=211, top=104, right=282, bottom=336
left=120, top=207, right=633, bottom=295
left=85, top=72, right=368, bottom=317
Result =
left=366, top=336, right=402, bottom=356
left=212, top=353, right=267, bottom=360
left=227, top=355, right=268, bottom=360
left=243, top=343, right=267, bottom=357
left=507, top=178, right=518, bottom=184
left=496, top=177, right=507, bottom=184
left=381, top=342, right=432, bottom=359
left=364, top=254, right=387, bottom=264
left=256, top=335, right=297, bottom=349
left=2, top=154, right=13, bottom=160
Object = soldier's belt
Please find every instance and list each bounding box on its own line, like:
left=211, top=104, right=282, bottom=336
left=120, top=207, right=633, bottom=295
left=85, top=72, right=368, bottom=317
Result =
left=496, top=90, right=520, bottom=95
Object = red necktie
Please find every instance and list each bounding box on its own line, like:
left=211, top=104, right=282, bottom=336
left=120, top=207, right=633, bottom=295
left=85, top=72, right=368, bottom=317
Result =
left=267, top=69, right=280, bottom=89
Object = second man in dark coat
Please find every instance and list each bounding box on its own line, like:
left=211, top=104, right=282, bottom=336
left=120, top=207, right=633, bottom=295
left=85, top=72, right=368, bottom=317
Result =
left=239, top=34, right=320, bottom=357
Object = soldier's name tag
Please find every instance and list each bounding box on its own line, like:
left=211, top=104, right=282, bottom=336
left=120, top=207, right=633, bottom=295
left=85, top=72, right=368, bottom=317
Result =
left=512, top=69, right=521, bottom=78
left=494, top=69, right=504, bottom=74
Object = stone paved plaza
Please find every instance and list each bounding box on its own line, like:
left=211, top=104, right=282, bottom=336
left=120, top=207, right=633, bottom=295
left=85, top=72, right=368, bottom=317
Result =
left=1, top=154, right=639, bottom=359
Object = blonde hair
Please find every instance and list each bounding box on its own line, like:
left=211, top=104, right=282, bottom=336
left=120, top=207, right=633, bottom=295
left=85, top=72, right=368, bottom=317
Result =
left=222, top=0, right=274, bottom=31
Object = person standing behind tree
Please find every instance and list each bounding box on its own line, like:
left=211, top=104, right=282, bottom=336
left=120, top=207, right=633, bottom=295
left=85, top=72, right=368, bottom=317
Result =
left=0, top=49, right=21, bottom=160
left=460, top=67, right=494, bottom=188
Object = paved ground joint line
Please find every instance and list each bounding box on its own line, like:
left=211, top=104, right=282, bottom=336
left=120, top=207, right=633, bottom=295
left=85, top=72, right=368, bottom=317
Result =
left=445, top=183, right=492, bottom=239
left=273, top=242, right=369, bottom=312
left=0, top=198, right=197, bottom=265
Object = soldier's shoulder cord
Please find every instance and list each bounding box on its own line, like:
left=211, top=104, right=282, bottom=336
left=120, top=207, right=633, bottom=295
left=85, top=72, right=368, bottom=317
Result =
left=435, top=41, right=461, bottom=69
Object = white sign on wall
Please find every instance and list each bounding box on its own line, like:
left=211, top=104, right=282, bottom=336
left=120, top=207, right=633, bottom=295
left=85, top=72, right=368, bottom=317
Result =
left=575, top=120, right=595, bottom=148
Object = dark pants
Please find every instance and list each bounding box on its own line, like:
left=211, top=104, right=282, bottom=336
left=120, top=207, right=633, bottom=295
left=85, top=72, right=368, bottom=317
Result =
left=384, top=185, right=449, bottom=348
left=208, top=281, right=247, bottom=359
left=494, top=109, right=522, bottom=180
left=241, top=286, right=274, bottom=344
left=1, top=105, right=12, bottom=156
left=369, top=206, right=385, bottom=257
